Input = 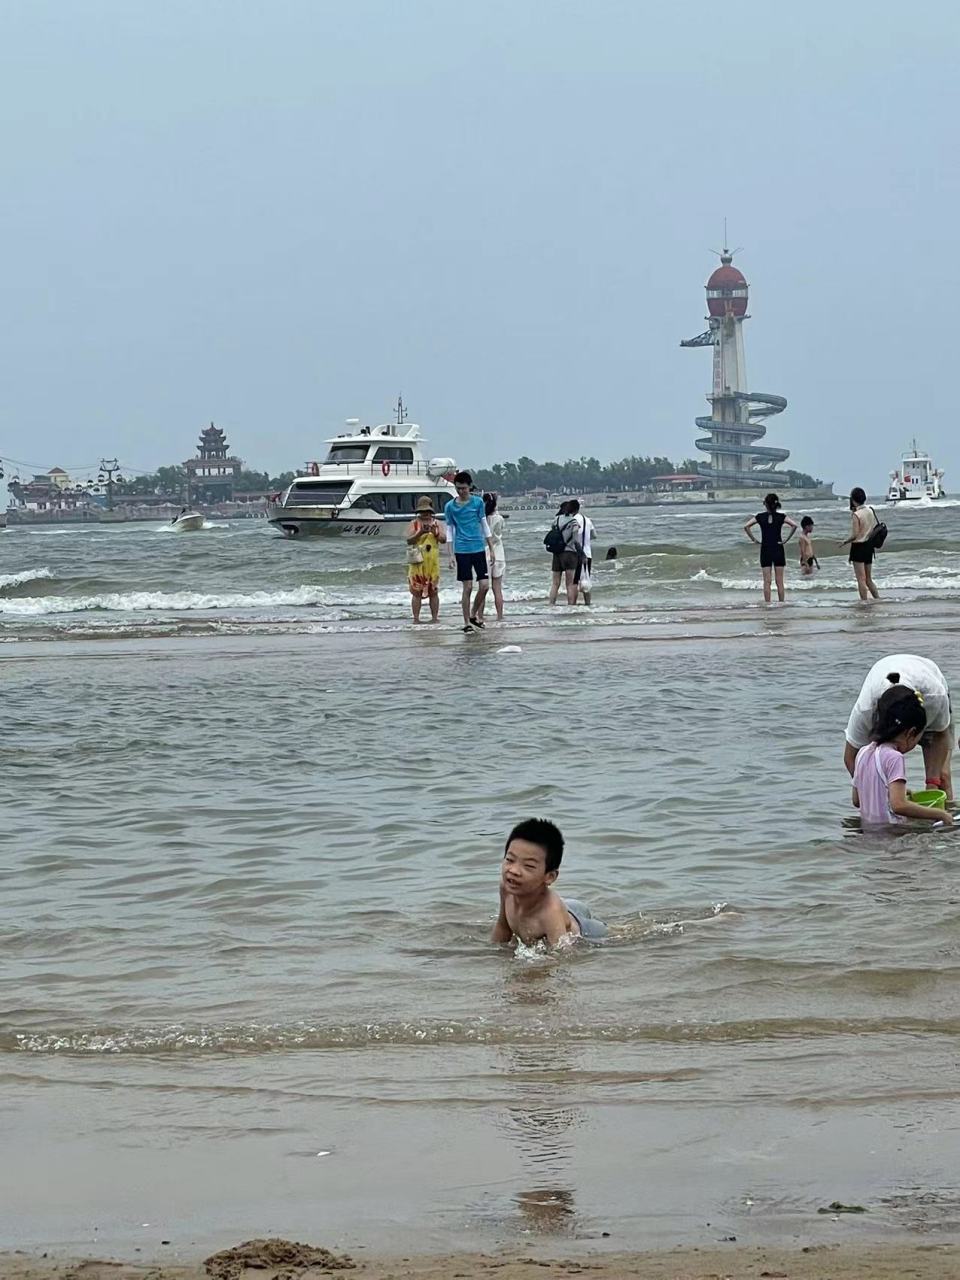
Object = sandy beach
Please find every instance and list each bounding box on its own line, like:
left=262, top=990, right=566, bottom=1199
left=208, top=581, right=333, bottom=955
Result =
left=4, top=1240, right=960, bottom=1280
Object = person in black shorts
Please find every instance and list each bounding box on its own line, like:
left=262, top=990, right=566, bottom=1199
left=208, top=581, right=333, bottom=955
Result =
left=840, top=486, right=880, bottom=602
left=743, top=492, right=798, bottom=603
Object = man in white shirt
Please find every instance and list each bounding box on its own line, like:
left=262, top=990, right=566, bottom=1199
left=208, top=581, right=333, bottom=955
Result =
left=843, top=654, right=955, bottom=800
left=577, top=509, right=597, bottom=606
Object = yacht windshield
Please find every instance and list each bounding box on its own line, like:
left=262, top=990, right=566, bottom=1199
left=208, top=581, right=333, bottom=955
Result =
left=325, top=445, right=370, bottom=463
left=285, top=480, right=352, bottom=505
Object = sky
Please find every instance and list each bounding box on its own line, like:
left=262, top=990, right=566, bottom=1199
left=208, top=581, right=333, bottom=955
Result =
left=1, top=0, right=957, bottom=493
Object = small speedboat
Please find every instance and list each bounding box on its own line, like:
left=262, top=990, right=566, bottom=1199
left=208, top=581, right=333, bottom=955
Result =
left=171, top=511, right=205, bottom=532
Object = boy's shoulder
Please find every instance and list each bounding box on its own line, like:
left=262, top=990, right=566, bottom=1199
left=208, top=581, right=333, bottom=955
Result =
left=543, top=886, right=569, bottom=916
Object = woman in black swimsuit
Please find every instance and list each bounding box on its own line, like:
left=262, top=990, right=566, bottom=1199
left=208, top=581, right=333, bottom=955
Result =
left=743, top=492, right=798, bottom=603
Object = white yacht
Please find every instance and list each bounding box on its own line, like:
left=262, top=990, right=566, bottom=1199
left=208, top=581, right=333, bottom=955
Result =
left=887, top=442, right=946, bottom=503
left=267, top=401, right=457, bottom=538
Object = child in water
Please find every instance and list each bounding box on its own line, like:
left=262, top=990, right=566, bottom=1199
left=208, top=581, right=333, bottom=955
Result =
left=798, top=516, right=819, bottom=577
left=852, top=685, right=954, bottom=827
left=491, top=818, right=607, bottom=946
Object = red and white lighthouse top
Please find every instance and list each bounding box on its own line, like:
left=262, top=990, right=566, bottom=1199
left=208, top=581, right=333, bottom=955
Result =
left=706, top=250, right=748, bottom=318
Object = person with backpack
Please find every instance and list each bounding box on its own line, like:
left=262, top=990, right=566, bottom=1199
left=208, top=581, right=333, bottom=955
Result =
left=840, top=486, right=882, bottom=601
left=545, top=500, right=584, bottom=605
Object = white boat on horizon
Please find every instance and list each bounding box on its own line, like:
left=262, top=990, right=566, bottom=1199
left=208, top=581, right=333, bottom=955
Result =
left=267, top=400, right=457, bottom=539
left=887, top=442, right=945, bottom=503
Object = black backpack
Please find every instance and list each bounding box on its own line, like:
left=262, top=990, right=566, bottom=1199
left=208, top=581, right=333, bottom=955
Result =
left=543, top=521, right=567, bottom=554
left=867, top=507, right=888, bottom=550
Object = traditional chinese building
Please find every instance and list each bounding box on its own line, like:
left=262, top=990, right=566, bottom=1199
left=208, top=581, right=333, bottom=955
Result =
left=8, top=469, right=81, bottom=510
left=183, top=423, right=242, bottom=503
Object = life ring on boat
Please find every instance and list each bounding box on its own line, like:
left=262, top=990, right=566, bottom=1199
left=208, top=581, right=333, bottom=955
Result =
left=381, top=460, right=391, bottom=477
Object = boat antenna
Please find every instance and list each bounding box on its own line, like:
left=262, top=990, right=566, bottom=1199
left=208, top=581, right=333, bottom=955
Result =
left=396, top=394, right=406, bottom=424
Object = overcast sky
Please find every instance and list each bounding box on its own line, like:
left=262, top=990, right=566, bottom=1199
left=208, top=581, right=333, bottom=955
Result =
left=1, top=0, right=956, bottom=492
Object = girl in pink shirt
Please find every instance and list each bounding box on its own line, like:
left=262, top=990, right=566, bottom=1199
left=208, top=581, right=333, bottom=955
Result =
left=853, top=686, right=954, bottom=828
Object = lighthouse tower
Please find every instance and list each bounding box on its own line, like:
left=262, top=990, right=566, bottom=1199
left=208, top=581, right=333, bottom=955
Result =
left=681, top=248, right=788, bottom=487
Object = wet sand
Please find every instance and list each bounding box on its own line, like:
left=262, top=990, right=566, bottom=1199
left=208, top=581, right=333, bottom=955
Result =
left=3, top=1240, right=960, bottom=1280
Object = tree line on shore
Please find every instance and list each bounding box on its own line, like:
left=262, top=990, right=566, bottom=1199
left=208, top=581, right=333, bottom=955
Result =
left=470, top=454, right=823, bottom=495
left=120, top=465, right=296, bottom=497
left=114, top=456, right=822, bottom=499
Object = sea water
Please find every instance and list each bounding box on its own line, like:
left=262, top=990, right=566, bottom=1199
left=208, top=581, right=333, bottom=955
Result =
left=3, top=502, right=960, bottom=1252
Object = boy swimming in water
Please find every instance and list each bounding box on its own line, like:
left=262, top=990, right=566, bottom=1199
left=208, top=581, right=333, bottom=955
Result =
left=798, top=516, right=819, bottom=576
left=491, top=817, right=607, bottom=946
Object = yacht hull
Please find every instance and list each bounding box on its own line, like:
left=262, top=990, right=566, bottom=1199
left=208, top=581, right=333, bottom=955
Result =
left=888, top=494, right=943, bottom=504
left=267, top=509, right=409, bottom=538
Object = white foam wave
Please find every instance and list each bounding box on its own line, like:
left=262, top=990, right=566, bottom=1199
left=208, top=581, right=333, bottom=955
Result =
left=0, top=585, right=332, bottom=616
left=0, top=566, right=54, bottom=590
left=690, top=570, right=846, bottom=591
left=155, top=520, right=229, bottom=534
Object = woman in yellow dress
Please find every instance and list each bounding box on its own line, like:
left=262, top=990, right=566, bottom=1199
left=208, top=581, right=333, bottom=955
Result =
left=405, top=495, right=446, bottom=623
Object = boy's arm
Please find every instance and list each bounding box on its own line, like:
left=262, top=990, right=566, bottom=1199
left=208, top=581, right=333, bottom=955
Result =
left=889, top=780, right=955, bottom=824
left=491, top=885, right=513, bottom=943
left=852, top=785, right=860, bottom=809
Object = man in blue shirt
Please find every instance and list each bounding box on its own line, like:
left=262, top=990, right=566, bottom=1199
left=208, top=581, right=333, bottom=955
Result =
left=444, top=470, right=495, bottom=632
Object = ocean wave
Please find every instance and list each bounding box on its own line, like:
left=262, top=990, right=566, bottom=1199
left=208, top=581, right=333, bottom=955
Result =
left=0, top=585, right=333, bottom=615
left=690, top=570, right=848, bottom=591
left=0, top=566, right=54, bottom=592
left=7, top=1014, right=960, bottom=1055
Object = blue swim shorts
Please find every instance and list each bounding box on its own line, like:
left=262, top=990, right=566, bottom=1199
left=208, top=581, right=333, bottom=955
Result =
left=564, top=898, right=608, bottom=941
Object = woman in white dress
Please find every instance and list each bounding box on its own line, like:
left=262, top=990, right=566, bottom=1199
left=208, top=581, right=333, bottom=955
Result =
left=483, top=492, right=506, bottom=621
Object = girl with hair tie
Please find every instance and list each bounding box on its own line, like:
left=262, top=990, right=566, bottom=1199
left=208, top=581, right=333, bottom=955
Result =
left=852, top=684, right=954, bottom=827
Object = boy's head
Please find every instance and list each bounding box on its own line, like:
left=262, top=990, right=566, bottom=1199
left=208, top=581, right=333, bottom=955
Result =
left=801, top=516, right=814, bottom=532
left=454, top=470, right=473, bottom=497
left=502, top=818, right=564, bottom=893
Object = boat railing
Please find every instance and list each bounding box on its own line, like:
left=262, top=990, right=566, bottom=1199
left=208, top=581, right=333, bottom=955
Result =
left=300, top=462, right=452, bottom=479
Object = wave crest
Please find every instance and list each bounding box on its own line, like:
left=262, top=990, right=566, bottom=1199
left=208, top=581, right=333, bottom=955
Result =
left=0, top=585, right=331, bottom=615
left=0, top=567, right=54, bottom=593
